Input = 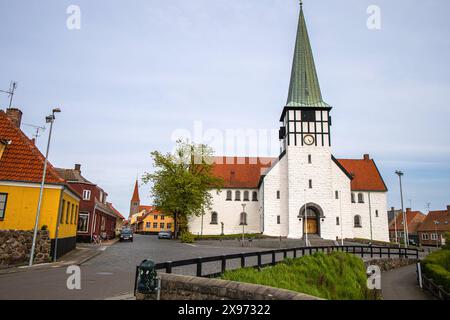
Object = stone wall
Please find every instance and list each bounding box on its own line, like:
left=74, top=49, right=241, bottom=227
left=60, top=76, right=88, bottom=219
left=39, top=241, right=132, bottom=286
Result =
left=365, top=258, right=418, bottom=272
left=0, top=230, right=51, bottom=267
left=136, top=273, right=321, bottom=300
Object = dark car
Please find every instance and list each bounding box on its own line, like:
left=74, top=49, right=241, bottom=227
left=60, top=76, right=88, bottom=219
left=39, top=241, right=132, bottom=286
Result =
left=120, top=229, right=134, bottom=242
left=158, top=230, right=172, bottom=239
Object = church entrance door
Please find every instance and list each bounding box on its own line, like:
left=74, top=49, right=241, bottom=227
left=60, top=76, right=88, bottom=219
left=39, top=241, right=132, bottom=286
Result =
left=302, top=207, right=320, bottom=235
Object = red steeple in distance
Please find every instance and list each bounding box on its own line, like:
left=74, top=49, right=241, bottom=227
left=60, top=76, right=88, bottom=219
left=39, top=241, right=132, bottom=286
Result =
left=132, top=180, right=140, bottom=202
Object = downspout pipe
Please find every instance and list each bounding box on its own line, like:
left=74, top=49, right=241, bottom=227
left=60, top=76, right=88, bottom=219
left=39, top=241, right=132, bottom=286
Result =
left=53, top=185, right=65, bottom=262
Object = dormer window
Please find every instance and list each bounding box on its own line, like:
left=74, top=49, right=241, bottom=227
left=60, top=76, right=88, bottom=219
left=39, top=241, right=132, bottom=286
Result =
left=82, top=190, right=91, bottom=200
left=0, top=139, right=11, bottom=160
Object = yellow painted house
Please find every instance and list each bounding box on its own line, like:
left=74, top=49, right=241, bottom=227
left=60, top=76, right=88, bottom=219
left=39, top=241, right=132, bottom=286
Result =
left=0, top=108, right=81, bottom=258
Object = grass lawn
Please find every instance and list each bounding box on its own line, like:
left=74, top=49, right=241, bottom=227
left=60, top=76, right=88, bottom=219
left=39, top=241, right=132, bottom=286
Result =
left=222, top=251, right=375, bottom=300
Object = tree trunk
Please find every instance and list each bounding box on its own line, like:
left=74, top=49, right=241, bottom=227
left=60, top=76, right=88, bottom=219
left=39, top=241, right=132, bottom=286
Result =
left=174, top=211, right=178, bottom=239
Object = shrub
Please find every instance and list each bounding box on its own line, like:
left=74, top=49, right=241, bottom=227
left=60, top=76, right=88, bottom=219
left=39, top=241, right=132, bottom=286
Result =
left=40, top=225, right=48, bottom=231
left=422, top=249, right=450, bottom=293
left=181, top=231, right=194, bottom=243
left=442, top=232, right=450, bottom=250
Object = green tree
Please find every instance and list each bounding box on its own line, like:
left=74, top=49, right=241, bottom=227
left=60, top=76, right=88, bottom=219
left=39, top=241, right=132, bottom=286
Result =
left=142, top=140, right=223, bottom=239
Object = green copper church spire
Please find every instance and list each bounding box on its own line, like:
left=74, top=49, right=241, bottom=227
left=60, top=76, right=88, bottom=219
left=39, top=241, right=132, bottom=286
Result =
left=286, top=2, right=330, bottom=108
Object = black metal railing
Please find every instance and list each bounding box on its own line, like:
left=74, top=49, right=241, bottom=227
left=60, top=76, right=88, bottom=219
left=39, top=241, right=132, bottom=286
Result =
left=421, top=273, right=450, bottom=300
left=154, top=245, right=419, bottom=278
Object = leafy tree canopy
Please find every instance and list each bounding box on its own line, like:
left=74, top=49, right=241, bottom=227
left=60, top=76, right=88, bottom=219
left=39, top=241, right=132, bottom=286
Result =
left=142, top=140, right=223, bottom=234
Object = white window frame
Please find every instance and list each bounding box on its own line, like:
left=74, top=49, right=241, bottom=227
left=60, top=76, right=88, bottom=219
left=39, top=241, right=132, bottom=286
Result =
left=77, top=212, right=89, bottom=233
left=82, top=189, right=91, bottom=200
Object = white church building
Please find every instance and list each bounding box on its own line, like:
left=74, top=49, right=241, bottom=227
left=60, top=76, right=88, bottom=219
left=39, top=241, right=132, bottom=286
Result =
left=188, top=3, right=390, bottom=242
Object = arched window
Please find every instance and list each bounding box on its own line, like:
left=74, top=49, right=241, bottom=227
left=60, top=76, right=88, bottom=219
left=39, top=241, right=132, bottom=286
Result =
left=351, top=193, right=355, bottom=203
left=226, top=190, right=232, bottom=201
left=235, top=191, right=241, bottom=201
left=354, top=215, right=362, bottom=228
left=240, top=212, right=247, bottom=225
left=358, top=193, right=364, bottom=203
left=243, top=191, right=249, bottom=201
left=375, top=210, right=379, bottom=217
left=252, top=191, right=258, bottom=201
left=210, top=212, right=218, bottom=225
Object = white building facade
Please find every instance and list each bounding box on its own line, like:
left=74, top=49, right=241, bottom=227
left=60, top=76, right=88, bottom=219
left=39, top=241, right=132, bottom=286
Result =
left=188, top=4, right=389, bottom=242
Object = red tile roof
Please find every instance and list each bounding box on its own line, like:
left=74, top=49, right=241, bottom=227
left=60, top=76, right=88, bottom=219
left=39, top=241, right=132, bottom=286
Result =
left=106, top=202, right=125, bottom=220
left=418, top=208, right=450, bottom=232
left=389, top=210, right=426, bottom=234
left=337, top=156, right=387, bottom=192
left=212, top=157, right=276, bottom=188
left=0, top=110, right=65, bottom=185
left=211, top=155, right=387, bottom=192
left=138, top=205, right=154, bottom=212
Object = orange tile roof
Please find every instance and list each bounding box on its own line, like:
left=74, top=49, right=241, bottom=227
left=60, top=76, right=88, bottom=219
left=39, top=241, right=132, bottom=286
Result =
left=212, top=156, right=277, bottom=188
left=418, top=208, right=450, bottom=232
left=0, top=110, right=65, bottom=185
left=389, top=210, right=426, bottom=234
left=337, top=157, right=387, bottom=192
left=211, top=155, right=387, bottom=192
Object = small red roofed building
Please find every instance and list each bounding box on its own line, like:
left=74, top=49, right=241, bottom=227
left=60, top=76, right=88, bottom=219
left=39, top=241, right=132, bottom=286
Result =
left=388, top=208, right=426, bottom=245
left=418, top=206, right=450, bottom=247
left=56, top=165, right=121, bottom=242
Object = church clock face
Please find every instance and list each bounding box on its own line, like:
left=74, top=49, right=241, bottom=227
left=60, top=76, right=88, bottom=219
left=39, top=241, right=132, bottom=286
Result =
left=304, top=135, right=315, bottom=146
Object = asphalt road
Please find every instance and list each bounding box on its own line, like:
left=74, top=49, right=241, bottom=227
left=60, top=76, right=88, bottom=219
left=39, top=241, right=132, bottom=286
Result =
left=0, top=235, right=263, bottom=300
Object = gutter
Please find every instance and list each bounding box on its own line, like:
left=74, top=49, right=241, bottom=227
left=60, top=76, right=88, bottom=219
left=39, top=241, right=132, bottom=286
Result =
left=53, top=185, right=65, bottom=262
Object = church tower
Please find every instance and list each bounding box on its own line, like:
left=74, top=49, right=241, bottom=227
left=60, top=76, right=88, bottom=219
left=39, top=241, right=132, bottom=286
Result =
left=129, top=180, right=140, bottom=218
left=280, top=2, right=334, bottom=239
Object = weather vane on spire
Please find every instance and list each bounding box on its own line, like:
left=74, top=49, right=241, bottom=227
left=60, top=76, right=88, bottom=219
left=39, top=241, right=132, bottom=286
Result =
left=300, top=0, right=303, bottom=7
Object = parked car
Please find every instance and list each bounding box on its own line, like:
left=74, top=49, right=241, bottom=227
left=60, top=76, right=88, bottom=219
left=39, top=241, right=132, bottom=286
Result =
left=120, top=228, right=134, bottom=242
left=158, top=230, right=172, bottom=239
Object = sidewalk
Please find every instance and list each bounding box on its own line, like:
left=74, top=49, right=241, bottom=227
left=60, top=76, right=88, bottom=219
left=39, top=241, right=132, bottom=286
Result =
left=381, top=264, right=435, bottom=300
left=0, top=238, right=119, bottom=276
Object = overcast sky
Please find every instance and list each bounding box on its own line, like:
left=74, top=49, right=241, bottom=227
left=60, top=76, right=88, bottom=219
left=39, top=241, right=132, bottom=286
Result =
left=1, top=0, right=449, bottom=216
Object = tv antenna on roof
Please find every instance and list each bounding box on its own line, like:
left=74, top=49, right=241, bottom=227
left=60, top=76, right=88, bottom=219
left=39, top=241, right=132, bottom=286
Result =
left=22, top=123, right=46, bottom=143
left=0, top=81, right=18, bottom=109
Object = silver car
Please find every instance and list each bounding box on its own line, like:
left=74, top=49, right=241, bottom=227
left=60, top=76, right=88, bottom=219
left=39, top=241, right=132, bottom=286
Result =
left=158, top=231, right=172, bottom=239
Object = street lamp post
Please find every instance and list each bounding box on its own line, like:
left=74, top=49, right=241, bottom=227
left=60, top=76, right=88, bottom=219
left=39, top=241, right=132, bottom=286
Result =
left=339, top=191, right=343, bottom=246
left=395, top=170, right=408, bottom=248
left=29, top=108, right=61, bottom=267
left=241, top=204, right=246, bottom=247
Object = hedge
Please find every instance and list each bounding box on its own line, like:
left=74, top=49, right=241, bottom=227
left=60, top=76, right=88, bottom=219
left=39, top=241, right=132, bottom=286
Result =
left=422, top=249, right=450, bottom=293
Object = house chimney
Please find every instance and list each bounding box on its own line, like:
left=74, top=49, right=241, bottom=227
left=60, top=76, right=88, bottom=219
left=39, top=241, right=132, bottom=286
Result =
left=447, top=205, right=450, bottom=212
left=74, top=164, right=81, bottom=172
left=6, top=108, right=23, bottom=128
left=406, top=208, right=411, bottom=213
left=391, top=207, right=395, bottom=212
left=363, top=154, right=370, bottom=161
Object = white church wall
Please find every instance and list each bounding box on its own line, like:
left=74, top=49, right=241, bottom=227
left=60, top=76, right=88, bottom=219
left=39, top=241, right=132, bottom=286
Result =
left=329, top=160, right=354, bottom=241
left=188, top=189, right=261, bottom=236
left=350, top=191, right=389, bottom=242
left=286, top=146, right=333, bottom=239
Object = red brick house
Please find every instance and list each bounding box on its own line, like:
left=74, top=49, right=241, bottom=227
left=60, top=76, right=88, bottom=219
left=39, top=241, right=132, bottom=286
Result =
left=418, top=206, right=450, bottom=247
left=388, top=208, right=426, bottom=245
left=56, top=164, right=120, bottom=242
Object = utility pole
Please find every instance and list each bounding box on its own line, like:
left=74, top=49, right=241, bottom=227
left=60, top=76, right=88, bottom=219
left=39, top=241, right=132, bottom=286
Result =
left=368, top=192, right=373, bottom=244
left=29, top=108, right=61, bottom=266
left=395, top=170, right=408, bottom=248
left=241, top=204, right=246, bottom=247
